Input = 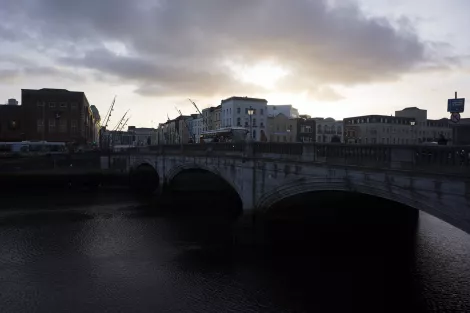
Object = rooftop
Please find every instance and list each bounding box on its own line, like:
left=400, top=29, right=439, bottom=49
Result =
left=221, top=96, right=267, bottom=104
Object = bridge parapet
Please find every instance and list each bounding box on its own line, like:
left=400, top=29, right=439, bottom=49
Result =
left=127, top=143, right=470, bottom=176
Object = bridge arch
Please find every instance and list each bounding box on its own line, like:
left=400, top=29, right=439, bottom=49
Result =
left=166, top=163, right=244, bottom=217
left=130, top=162, right=160, bottom=194
left=256, top=177, right=462, bottom=231
left=166, top=163, right=243, bottom=199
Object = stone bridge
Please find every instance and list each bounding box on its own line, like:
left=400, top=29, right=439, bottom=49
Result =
left=104, top=143, right=470, bottom=234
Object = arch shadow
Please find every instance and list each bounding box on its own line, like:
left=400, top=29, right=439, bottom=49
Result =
left=130, top=163, right=160, bottom=194
left=166, top=165, right=243, bottom=219
left=256, top=177, right=465, bottom=234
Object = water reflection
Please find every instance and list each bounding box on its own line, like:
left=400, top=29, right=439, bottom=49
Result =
left=0, top=190, right=468, bottom=312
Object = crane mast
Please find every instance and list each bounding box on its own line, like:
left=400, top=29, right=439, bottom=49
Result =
left=188, top=99, right=210, bottom=131
left=113, top=110, right=130, bottom=131
left=103, top=96, right=116, bottom=129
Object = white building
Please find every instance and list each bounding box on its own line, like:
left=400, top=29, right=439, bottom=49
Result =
left=191, top=115, right=204, bottom=143
left=221, top=96, right=268, bottom=141
left=267, top=105, right=299, bottom=118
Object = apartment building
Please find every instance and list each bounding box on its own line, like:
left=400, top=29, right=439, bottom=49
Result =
left=315, top=118, right=344, bottom=143
left=221, top=96, right=268, bottom=141
left=395, top=107, right=452, bottom=143
left=344, top=114, right=418, bottom=144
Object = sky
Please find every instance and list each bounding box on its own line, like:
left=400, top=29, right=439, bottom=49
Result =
left=0, top=0, right=469, bottom=128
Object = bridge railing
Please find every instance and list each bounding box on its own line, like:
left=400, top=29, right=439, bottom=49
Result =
left=126, top=143, right=470, bottom=175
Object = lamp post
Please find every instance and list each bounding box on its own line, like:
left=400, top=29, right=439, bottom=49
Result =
left=410, top=120, right=416, bottom=145
left=247, top=106, right=254, bottom=141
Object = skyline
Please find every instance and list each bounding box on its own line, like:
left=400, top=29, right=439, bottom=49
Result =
left=1, top=0, right=469, bottom=128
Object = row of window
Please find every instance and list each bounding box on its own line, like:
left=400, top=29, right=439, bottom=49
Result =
left=317, top=125, right=342, bottom=133
left=37, top=119, right=78, bottom=127
left=37, top=101, right=79, bottom=109
left=347, top=117, right=450, bottom=128
left=346, top=117, right=414, bottom=125
left=224, top=107, right=266, bottom=115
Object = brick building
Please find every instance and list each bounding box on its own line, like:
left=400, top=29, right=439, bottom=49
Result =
left=21, top=88, right=96, bottom=145
left=0, top=103, right=23, bottom=141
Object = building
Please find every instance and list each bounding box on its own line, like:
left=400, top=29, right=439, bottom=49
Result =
left=128, top=126, right=157, bottom=146
left=90, top=105, right=101, bottom=145
left=0, top=103, right=23, bottom=141
left=452, top=118, right=470, bottom=145
left=191, top=114, right=204, bottom=143
left=296, top=117, right=316, bottom=143
left=221, top=96, right=268, bottom=141
left=6, top=98, right=19, bottom=106
left=395, top=107, right=452, bottom=143
left=344, top=115, right=416, bottom=144
left=21, top=88, right=95, bottom=145
left=315, top=118, right=344, bottom=143
left=267, top=113, right=297, bottom=142
left=213, top=105, right=222, bottom=130
left=267, top=105, right=299, bottom=118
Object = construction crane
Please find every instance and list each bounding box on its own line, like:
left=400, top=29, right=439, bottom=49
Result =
left=175, top=107, right=195, bottom=143
left=188, top=98, right=210, bottom=131
left=103, top=96, right=116, bottom=129
left=112, top=110, right=130, bottom=131
left=117, top=116, right=130, bottom=132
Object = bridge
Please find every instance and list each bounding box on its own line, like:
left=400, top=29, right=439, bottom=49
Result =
left=103, top=143, right=470, bottom=235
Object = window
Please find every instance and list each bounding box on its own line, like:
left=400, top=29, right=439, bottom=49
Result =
left=71, top=102, right=78, bottom=109
left=253, top=118, right=257, bottom=126
left=60, top=102, right=67, bottom=108
left=260, top=109, right=264, bottom=115
left=253, top=130, right=256, bottom=139
left=8, top=121, right=17, bottom=130
left=71, top=120, right=78, bottom=133
left=237, top=107, right=241, bottom=114
left=59, top=120, right=67, bottom=133
left=49, top=120, right=56, bottom=132
left=260, top=122, right=264, bottom=128
left=37, top=101, right=44, bottom=107
left=237, top=117, right=241, bottom=126
left=49, top=102, right=56, bottom=108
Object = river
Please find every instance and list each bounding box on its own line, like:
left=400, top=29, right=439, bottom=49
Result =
left=0, top=189, right=469, bottom=312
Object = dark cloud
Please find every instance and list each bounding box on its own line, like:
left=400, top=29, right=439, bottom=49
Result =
left=0, top=0, right=451, bottom=98
left=0, top=65, right=84, bottom=84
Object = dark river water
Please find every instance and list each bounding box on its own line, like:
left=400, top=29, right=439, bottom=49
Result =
left=0, top=189, right=469, bottom=313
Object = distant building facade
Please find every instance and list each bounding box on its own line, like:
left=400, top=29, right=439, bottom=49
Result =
left=267, top=105, right=299, bottom=118
left=21, top=88, right=96, bottom=145
left=221, top=96, right=268, bottom=141
left=267, top=113, right=297, bottom=142
left=0, top=104, right=23, bottom=141
left=315, top=118, right=344, bottom=143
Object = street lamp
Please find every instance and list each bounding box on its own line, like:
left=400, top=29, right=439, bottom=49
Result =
left=247, top=106, right=254, bottom=141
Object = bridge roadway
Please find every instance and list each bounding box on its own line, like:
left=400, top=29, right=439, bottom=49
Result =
left=101, top=142, right=470, bottom=235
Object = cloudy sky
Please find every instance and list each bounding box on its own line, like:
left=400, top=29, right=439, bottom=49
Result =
left=1, top=0, right=469, bottom=127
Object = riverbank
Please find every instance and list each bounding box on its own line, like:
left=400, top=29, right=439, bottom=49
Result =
left=0, top=171, right=130, bottom=190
